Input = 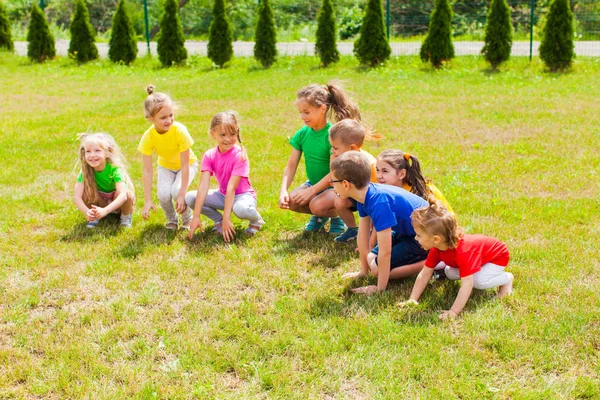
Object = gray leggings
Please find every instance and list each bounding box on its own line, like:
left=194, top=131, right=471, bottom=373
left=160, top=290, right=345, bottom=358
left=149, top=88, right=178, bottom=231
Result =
left=185, top=189, right=264, bottom=226
left=157, top=164, right=198, bottom=224
left=444, top=262, right=511, bottom=289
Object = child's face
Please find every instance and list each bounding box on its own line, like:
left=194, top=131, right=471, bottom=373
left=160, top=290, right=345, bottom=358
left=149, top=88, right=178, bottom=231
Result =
left=329, top=137, right=355, bottom=158
left=211, top=128, right=238, bottom=153
left=84, top=142, right=108, bottom=171
left=413, top=225, right=438, bottom=251
left=329, top=173, right=348, bottom=199
left=147, top=104, right=174, bottom=134
left=376, top=160, right=406, bottom=187
left=296, top=100, right=327, bottom=131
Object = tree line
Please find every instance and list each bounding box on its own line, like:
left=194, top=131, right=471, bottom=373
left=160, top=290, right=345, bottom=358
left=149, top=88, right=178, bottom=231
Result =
left=0, top=0, right=577, bottom=71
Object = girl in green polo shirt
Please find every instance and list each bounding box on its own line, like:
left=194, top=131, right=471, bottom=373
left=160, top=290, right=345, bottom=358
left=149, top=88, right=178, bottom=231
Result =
left=279, top=82, right=362, bottom=233
left=74, top=133, right=135, bottom=228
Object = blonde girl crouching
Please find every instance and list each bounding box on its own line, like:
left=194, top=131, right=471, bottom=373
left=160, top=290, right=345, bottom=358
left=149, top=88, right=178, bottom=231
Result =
left=74, top=133, right=135, bottom=228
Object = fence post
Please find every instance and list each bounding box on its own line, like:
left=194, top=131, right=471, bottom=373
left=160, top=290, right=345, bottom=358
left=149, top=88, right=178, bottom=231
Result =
left=143, top=0, right=150, bottom=55
left=386, top=0, right=390, bottom=40
left=529, top=0, right=535, bottom=61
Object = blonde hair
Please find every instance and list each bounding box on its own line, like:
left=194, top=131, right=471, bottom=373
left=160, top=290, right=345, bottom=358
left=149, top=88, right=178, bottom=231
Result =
left=411, top=202, right=463, bottom=249
left=296, top=81, right=361, bottom=123
left=377, top=149, right=433, bottom=202
left=329, top=119, right=366, bottom=147
left=77, top=133, right=134, bottom=206
left=144, top=85, right=175, bottom=118
left=209, top=111, right=247, bottom=160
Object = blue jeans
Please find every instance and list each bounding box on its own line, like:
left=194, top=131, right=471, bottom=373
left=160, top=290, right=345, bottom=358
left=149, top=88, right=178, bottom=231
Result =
left=371, top=232, right=429, bottom=269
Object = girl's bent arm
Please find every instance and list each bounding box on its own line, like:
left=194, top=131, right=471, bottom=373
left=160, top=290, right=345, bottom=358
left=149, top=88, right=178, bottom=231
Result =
left=142, top=155, right=156, bottom=219
left=177, top=149, right=191, bottom=213
left=447, top=274, right=474, bottom=316
left=279, top=149, right=302, bottom=209
left=188, top=171, right=211, bottom=238
left=409, top=267, right=435, bottom=302
left=91, top=181, right=128, bottom=219
left=74, top=182, right=93, bottom=220
left=221, top=175, right=242, bottom=242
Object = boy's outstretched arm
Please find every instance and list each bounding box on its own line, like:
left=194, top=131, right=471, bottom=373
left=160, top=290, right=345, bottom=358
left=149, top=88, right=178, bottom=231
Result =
left=343, top=216, right=371, bottom=280
left=375, top=228, right=392, bottom=292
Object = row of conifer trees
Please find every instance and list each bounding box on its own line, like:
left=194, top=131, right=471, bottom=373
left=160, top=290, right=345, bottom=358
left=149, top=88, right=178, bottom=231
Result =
left=0, top=0, right=575, bottom=71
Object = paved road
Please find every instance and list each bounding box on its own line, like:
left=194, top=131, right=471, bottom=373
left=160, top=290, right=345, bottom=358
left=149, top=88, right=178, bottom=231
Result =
left=14, top=40, right=600, bottom=58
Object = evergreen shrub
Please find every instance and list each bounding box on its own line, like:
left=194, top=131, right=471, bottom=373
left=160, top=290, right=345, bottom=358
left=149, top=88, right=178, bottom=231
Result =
left=254, top=0, right=277, bottom=68
left=419, top=0, right=455, bottom=68
left=68, top=0, right=99, bottom=63
left=207, top=0, right=233, bottom=67
left=353, top=0, right=390, bottom=66
left=109, top=0, right=137, bottom=65
left=157, top=0, right=188, bottom=67
left=539, top=0, right=574, bottom=71
left=27, top=4, right=56, bottom=63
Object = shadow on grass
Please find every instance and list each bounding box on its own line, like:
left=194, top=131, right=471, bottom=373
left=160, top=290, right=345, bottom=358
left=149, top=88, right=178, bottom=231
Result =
left=273, top=230, right=358, bottom=270
left=309, top=277, right=495, bottom=324
left=482, top=66, right=502, bottom=76
left=183, top=226, right=258, bottom=255
left=118, top=223, right=178, bottom=259
left=60, top=214, right=123, bottom=242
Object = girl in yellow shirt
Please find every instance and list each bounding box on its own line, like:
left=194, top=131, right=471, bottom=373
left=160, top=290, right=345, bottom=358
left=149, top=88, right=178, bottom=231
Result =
left=138, top=85, right=198, bottom=230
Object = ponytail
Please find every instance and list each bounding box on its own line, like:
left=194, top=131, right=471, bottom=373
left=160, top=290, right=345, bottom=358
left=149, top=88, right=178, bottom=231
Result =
left=325, top=82, right=361, bottom=123
left=297, top=81, right=361, bottom=124
left=411, top=201, right=463, bottom=249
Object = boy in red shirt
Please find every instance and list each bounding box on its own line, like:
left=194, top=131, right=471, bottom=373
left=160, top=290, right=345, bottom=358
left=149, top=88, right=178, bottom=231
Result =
left=399, top=202, right=514, bottom=320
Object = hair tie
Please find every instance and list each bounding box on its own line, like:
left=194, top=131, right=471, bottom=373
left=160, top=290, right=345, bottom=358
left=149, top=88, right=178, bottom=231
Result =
left=323, top=85, right=330, bottom=94
left=404, top=152, right=412, bottom=167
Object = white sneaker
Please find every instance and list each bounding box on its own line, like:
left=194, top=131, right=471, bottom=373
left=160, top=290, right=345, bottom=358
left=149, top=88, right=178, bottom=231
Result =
left=86, top=220, right=99, bottom=229
left=120, top=213, right=132, bottom=228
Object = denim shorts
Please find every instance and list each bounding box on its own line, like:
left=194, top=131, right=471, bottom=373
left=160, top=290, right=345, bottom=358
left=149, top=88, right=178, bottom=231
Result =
left=299, top=181, right=333, bottom=196
left=371, top=232, right=429, bottom=269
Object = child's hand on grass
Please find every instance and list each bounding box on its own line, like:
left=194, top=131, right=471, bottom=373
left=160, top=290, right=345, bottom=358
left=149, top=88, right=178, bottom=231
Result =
left=142, top=202, right=156, bottom=220
left=439, top=310, right=458, bottom=321
left=351, top=285, right=378, bottom=295
left=342, top=271, right=367, bottom=280
left=188, top=217, right=203, bottom=239
left=221, top=218, right=235, bottom=243
left=397, top=299, right=418, bottom=308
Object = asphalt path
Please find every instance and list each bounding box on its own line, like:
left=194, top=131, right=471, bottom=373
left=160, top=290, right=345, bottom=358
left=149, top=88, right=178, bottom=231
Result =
left=13, top=40, right=600, bottom=58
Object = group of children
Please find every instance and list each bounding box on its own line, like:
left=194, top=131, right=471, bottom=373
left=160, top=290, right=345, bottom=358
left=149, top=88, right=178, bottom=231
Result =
left=73, top=82, right=514, bottom=319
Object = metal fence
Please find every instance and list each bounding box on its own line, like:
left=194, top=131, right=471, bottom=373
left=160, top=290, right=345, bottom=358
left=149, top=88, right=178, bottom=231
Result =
left=382, top=0, right=600, bottom=57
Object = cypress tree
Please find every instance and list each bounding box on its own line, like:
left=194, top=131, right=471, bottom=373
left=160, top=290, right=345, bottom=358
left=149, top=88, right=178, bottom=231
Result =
left=0, top=0, right=14, bottom=51
left=315, top=0, right=339, bottom=67
left=109, top=0, right=137, bottom=65
left=419, top=0, right=454, bottom=68
left=353, top=0, right=390, bottom=67
left=254, top=0, right=277, bottom=68
left=68, top=0, right=99, bottom=62
left=482, top=0, right=512, bottom=69
left=27, top=3, right=56, bottom=63
left=207, top=0, right=233, bottom=67
left=157, top=0, right=187, bottom=67
left=539, top=0, right=574, bottom=71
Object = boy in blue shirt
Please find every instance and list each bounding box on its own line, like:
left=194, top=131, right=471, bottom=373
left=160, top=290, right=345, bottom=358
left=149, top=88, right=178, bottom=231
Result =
left=330, top=151, right=429, bottom=294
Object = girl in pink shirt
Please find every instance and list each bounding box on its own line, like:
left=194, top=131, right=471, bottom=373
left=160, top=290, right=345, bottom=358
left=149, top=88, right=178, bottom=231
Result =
left=186, top=112, right=264, bottom=242
left=399, top=202, right=514, bottom=320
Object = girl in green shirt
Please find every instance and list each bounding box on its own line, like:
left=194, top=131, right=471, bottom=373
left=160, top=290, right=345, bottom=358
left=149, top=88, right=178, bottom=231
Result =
left=74, top=133, right=135, bottom=228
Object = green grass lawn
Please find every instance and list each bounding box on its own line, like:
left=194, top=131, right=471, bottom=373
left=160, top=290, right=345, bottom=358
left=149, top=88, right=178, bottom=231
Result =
left=1, top=52, right=599, bottom=399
